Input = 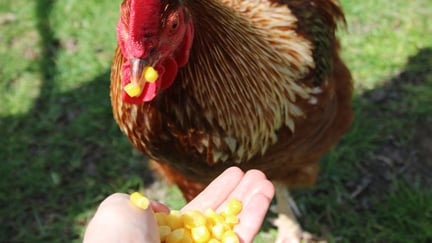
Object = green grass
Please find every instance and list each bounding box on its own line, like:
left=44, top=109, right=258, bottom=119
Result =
left=1, top=0, right=431, bottom=242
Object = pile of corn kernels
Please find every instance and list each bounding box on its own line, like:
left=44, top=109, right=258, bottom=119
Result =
left=130, top=192, right=242, bottom=243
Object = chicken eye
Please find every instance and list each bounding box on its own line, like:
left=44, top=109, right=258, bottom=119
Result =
left=167, top=12, right=180, bottom=32
left=171, top=19, right=179, bottom=30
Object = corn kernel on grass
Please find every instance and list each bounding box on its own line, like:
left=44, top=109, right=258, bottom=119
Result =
left=124, top=66, right=159, bottom=97
left=130, top=192, right=242, bottom=243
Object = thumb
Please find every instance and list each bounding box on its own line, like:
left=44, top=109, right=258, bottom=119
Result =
left=84, top=193, right=160, bottom=243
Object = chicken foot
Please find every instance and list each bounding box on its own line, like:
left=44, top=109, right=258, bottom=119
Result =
left=272, top=181, right=316, bottom=243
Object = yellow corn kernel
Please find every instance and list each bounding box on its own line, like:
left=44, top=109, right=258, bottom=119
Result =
left=211, top=223, right=228, bottom=240
left=183, top=210, right=207, bottom=229
left=204, top=208, right=218, bottom=218
left=166, top=210, right=184, bottom=230
left=153, top=198, right=242, bottom=243
left=224, top=199, right=242, bottom=216
left=129, top=192, right=150, bottom=210
left=143, top=66, right=159, bottom=82
left=155, top=212, right=168, bottom=226
left=208, top=239, right=222, bottom=243
left=124, top=83, right=142, bottom=97
left=205, top=208, right=225, bottom=225
left=158, top=225, right=171, bottom=241
left=165, top=228, right=186, bottom=243
left=204, top=208, right=218, bottom=219
left=225, top=214, right=239, bottom=226
left=221, top=230, right=239, bottom=243
left=191, top=225, right=211, bottom=243
left=181, top=232, right=193, bottom=243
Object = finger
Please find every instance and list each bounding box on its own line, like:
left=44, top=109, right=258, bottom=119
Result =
left=84, top=193, right=160, bottom=243
left=150, top=201, right=170, bottom=213
left=182, top=167, right=244, bottom=212
left=216, top=169, right=267, bottom=212
left=235, top=180, right=274, bottom=243
left=98, top=193, right=129, bottom=207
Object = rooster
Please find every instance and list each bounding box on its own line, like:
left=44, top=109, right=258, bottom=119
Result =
left=110, top=0, right=353, bottom=242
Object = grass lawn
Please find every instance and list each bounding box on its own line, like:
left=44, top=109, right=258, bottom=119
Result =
left=1, top=0, right=431, bottom=242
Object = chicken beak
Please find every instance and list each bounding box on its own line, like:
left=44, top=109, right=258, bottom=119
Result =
left=126, top=57, right=149, bottom=97
left=130, top=57, right=148, bottom=85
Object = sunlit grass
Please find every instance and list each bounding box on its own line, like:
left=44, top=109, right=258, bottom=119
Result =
left=340, top=0, right=432, bottom=90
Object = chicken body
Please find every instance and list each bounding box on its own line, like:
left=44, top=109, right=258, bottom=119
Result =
left=111, top=0, right=353, bottom=241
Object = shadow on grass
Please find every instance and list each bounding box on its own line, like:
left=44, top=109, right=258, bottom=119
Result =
left=34, top=0, right=59, bottom=108
left=358, top=47, right=432, bottom=189
left=0, top=3, right=431, bottom=241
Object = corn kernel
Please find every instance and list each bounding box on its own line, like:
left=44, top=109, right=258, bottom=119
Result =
left=124, top=83, right=142, bottom=97
left=221, top=230, right=239, bottom=243
left=155, top=212, right=168, bottom=226
left=224, top=199, right=242, bottom=216
left=166, top=210, right=184, bottom=230
left=158, top=225, right=171, bottom=241
left=191, top=225, right=211, bottom=243
left=208, top=239, right=222, bottom=243
left=166, top=228, right=186, bottom=243
left=181, top=232, right=193, bottom=243
left=211, top=224, right=227, bottom=240
left=129, top=192, right=150, bottom=210
left=204, top=208, right=218, bottom=218
left=144, top=66, right=159, bottom=82
left=205, top=209, right=225, bottom=225
left=225, top=214, right=239, bottom=226
left=136, top=196, right=243, bottom=243
left=183, top=210, right=207, bottom=229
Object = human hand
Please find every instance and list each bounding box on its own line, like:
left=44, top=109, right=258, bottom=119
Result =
left=182, top=167, right=275, bottom=243
left=83, top=167, right=275, bottom=243
left=83, top=193, right=169, bottom=243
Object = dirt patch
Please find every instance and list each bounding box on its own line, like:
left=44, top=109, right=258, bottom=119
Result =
left=409, top=118, right=432, bottom=185
left=352, top=129, right=431, bottom=209
left=349, top=48, right=432, bottom=209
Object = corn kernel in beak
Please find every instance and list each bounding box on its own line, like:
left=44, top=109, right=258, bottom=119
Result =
left=144, top=66, right=159, bottom=82
left=124, top=83, right=142, bottom=97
